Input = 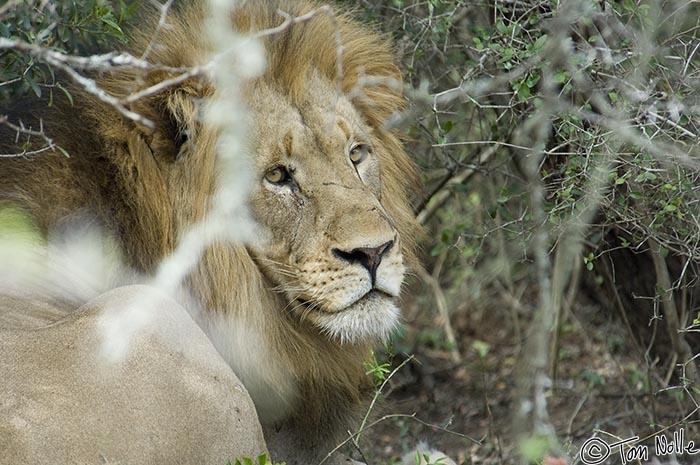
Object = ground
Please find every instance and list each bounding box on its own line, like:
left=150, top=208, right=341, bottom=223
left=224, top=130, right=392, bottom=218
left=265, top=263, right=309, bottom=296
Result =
left=359, top=281, right=700, bottom=465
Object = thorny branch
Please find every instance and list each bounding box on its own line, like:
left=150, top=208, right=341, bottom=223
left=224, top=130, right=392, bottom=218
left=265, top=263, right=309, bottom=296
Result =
left=0, top=39, right=187, bottom=72
left=416, top=145, right=498, bottom=224
left=0, top=4, right=340, bottom=149
left=0, top=37, right=192, bottom=129
left=0, top=115, right=65, bottom=158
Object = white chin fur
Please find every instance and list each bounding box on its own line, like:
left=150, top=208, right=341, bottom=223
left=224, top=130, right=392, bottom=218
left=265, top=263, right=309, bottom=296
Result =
left=308, top=293, right=400, bottom=344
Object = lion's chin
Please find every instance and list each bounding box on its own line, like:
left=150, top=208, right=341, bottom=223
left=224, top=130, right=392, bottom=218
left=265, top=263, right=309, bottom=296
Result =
left=304, top=291, right=400, bottom=345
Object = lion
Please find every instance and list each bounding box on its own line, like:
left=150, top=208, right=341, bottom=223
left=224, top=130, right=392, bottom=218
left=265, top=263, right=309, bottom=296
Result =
left=0, top=1, right=422, bottom=463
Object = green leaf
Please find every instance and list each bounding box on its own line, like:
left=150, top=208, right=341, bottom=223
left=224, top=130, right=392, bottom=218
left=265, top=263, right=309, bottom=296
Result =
left=472, top=340, right=490, bottom=359
left=554, top=71, right=569, bottom=84
left=56, top=145, right=71, bottom=158
left=441, top=230, right=450, bottom=243
left=430, top=243, right=444, bottom=256
left=533, top=34, right=547, bottom=51
left=526, top=72, right=540, bottom=88
left=26, top=76, right=41, bottom=98
left=635, top=171, right=657, bottom=182
left=516, top=81, right=530, bottom=101
left=100, top=17, right=123, bottom=35
left=519, top=434, right=552, bottom=463
left=580, top=370, right=605, bottom=386
left=56, top=83, right=74, bottom=106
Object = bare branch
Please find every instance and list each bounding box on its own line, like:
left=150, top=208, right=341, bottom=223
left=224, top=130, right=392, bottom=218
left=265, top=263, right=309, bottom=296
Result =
left=648, top=237, right=700, bottom=401
left=255, top=5, right=333, bottom=38
left=0, top=38, right=188, bottom=73
left=139, top=0, right=176, bottom=62
left=0, top=115, right=66, bottom=158
left=416, top=145, right=498, bottom=225
left=121, top=65, right=210, bottom=105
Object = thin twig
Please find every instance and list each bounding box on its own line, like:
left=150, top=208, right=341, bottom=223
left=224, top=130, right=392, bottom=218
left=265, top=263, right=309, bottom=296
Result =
left=121, top=65, right=210, bottom=104
left=52, top=59, right=155, bottom=129
left=318, top=413, right=480, bottom=465
left=139, top=0, right=176, bottom=62
left=0, top=38, right=187, bottom=72
left=353, top=355, right=414, bottom=449
left=416, top=145, right=498, bottom=224
left=256, top=5, right=333, bottom=38
left=419, top=252, right=462, bottom=364
left=0, top=115, right=67, bottom=158
left=648, top=237, right=700, bottom=403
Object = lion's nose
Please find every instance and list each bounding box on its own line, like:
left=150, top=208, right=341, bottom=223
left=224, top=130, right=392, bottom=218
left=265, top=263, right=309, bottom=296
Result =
left=332, top=240, right=394, bottom=285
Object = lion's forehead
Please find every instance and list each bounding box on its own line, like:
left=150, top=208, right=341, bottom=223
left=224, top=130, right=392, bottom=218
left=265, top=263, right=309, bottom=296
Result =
left=247, top=80, right=370, bottom=163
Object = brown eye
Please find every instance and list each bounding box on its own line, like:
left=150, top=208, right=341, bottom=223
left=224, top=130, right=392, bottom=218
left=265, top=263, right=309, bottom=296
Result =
left=349, top=144, right=371, bottom=165
left=264, top=166, right=291, bottom=184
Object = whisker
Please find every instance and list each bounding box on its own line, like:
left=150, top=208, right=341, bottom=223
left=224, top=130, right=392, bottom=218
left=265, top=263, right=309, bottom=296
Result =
left=283, top=286, right=329, bottom=316
left=251, top=256, right=297, bottom=271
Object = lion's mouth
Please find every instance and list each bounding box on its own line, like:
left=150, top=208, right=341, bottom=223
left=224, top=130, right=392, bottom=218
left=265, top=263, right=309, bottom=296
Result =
left=295, top=289, right=394, bottom=315
left=343, top=289, right=396, bottom=311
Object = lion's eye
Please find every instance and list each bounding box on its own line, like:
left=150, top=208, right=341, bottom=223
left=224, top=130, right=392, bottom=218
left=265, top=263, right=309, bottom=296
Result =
left=264, top=166, right=291, bottom=184
left=349, top=144, right=371, bottom=165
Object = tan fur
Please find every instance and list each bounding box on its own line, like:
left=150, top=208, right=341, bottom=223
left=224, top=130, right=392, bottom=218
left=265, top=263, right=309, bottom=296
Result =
left=0, top=1, right=421, bottom=463
left=0, top=286, right=267, bottom=465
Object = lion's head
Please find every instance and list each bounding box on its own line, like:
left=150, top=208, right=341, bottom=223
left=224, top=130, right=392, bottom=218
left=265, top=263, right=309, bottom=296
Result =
left=246, top=75, right=407, bottom=343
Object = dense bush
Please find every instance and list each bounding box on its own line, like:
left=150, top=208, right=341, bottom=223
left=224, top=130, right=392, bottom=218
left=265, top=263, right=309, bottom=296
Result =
left=0, top=0, right=137, bottom=102
left=354, top=0, right=700, bottom=461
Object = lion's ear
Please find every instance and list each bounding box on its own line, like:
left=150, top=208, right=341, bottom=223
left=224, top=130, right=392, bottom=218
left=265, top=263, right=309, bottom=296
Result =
left=131, top=87, right=201, bottom=163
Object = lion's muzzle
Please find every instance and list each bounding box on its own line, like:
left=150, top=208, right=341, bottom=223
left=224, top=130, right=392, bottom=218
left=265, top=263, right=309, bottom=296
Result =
left=332, top=239, right=394, bottom=286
